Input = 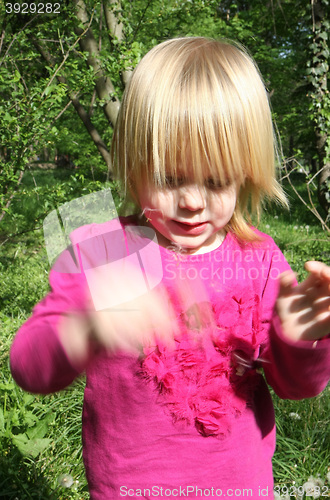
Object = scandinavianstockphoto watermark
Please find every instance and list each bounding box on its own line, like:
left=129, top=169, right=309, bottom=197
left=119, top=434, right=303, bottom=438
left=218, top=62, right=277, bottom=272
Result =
left=119, top=485, right=270, bottom=497
left=165, top=262, right=282, bottom=282
left=163, top=245, right=292, bottom=282
left=165, top=247, right=292, bottom=265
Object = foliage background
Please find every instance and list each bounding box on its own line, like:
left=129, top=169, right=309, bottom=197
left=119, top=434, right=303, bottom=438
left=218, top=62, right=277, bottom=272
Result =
left=1, top=0, right=330, bottom=225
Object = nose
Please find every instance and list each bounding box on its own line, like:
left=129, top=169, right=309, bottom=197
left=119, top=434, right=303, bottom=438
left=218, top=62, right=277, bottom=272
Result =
left=178, top=185, right=206, bottom=211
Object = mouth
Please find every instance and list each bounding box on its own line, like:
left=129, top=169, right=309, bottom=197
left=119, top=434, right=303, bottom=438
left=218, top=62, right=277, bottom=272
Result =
left=172, top=220, right=208, bottom=235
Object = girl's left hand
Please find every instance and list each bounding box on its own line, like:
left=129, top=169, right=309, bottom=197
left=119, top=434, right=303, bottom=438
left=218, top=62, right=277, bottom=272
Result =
left=276, top=261, right=330, bottom=343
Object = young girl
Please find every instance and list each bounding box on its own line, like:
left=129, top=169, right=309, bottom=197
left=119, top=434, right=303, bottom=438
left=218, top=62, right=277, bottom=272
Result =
left=10, top=37, right=330, bottom=499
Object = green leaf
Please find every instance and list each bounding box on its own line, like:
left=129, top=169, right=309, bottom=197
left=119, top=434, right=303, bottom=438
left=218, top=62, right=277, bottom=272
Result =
left=3, top=112, right=13, bottom=123
left=0, top=382, right=16, bottom=391
left=22, top=393, right=35, bottom=406
left=26, top=413, right=54, bottom=440
left=0, top=407, right=5, bottom=432
left=12, top=433, right=51, bottom=458
left=13, top=69, right=21, bottom=82
left=22, top=410, right=38, bottom=427
left=44, top=84, right=58, bottom=96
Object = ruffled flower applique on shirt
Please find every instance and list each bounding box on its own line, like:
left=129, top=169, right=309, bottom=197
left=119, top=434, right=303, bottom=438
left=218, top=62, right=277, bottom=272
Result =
left=140, top=294, right=265, bottom=438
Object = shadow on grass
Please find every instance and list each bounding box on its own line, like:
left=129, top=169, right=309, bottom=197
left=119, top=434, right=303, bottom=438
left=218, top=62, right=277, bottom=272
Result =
left=0, top=445, right=54, bottom=499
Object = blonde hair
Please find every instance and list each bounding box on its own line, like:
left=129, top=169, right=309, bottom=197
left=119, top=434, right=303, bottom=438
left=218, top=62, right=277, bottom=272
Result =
left=112, top=37, right=287, bottom=241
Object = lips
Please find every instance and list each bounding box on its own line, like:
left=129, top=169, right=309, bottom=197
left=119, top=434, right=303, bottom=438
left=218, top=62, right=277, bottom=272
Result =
left=172, top=220, right=208, bottom=235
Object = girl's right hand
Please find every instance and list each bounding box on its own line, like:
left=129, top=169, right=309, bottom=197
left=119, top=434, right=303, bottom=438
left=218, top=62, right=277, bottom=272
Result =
left=87, top=284, right=177, bottom=353
left=58, top=263, right=178, bottom=367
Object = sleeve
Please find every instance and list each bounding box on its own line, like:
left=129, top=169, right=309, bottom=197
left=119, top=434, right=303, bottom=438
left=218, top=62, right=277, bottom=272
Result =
left=258, top=238, right=330, bottom=400
left=264, top=315, right=330, bottom=399
left=10, top=245, right=93, bottom=394
left=10, top=218, right=139, bottom=395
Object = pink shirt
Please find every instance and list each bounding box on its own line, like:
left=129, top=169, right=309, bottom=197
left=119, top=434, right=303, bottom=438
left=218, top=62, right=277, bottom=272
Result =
left=10, top=218, right=330, bottom=499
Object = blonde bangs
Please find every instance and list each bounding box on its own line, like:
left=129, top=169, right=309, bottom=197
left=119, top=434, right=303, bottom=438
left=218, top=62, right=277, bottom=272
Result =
left=112, top=37, right=287, bottom=240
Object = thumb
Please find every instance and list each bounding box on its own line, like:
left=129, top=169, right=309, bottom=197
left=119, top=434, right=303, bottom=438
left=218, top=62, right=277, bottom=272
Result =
left=277, top=270, right=297, bottom=298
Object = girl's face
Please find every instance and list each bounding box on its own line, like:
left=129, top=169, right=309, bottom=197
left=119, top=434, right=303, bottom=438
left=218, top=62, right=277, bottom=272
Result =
left=137, top=174, right=238, bottom=254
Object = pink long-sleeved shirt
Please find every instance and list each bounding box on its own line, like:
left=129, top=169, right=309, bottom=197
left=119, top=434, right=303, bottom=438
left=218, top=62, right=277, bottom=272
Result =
left=10, top=218, right=330, bottom=499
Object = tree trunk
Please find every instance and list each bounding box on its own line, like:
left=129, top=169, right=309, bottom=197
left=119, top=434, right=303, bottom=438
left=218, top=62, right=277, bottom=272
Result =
left=74, top=0, right=121, bottom=128
left=32, top=38, right=113, bottom=171
left=103, top=0, right=133, bottom=86
left=316, top=130, right=330, bottom=214
left=309, top=0, right=330, bottom=215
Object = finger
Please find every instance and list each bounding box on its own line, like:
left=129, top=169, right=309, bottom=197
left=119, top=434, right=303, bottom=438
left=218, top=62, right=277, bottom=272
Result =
left=296, top=262, right=330, bottom=299
left=147, top=296, right=178, bottom=349
left=277, top=271, right=297, bottom=297
left=298, top=311, right=330, bottom=341
left=295, top=295, right=330, bottom=321
left=305, top=261, right=330, bottom=282
left=291, top=265, right=327, bottom=298
left=123, top=288, right=177, bottom=349
left=94, top=307, right=155, bottom=352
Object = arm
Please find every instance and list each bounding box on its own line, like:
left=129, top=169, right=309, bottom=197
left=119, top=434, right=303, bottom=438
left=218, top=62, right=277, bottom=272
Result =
left=10, top=235, right=177, bottom=394
left=263, top=313, right=330, bottom=399
left=10, top=247, right=93, bottom=394
left=259, top=247, right=330, bottom=399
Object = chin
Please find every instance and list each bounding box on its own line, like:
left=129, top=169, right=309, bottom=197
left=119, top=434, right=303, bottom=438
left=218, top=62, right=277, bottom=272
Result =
left=170, top=236, right=207, bottom=249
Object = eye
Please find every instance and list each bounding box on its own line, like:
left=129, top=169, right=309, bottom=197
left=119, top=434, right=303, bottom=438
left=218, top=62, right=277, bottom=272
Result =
left=205, top=178, right=231, bottom=190
left=205, top=178, right=222, bottom=190
left=164, top=176, right=185, bottom=188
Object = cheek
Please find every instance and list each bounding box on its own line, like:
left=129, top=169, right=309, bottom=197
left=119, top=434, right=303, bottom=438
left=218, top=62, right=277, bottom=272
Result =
left=139, top=190, right=173, bottom=211
left=213, top=192, right=237, bottom=218
left=227, top=197, right=237, bottom=216
left=229, top=194, right=238, bottom=211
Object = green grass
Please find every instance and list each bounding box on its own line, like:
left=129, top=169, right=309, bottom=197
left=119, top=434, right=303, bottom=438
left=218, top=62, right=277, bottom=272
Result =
left=272, top=388, right=330, bottom=489
left=0, top=168, right=329, bottom=498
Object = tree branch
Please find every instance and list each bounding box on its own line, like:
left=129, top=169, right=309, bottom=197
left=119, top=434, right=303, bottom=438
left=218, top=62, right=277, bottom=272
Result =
left=283, top=159, right=329, bottom=232
left=0, top=170, right=24, bottom=224
left=103, top=0, right=132, bottom=86
left=74, top=0, right=121, bottom=127
left=32, top=37, right=113, bottom=171
left=0, top=15, right=40, bottom=68
left=40, top=11, right=94, bottom=99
